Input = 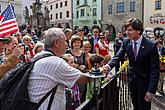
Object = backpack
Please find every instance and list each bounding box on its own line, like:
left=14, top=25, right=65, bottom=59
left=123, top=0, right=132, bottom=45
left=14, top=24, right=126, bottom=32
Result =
left=0, top=53, right=58, bottom=110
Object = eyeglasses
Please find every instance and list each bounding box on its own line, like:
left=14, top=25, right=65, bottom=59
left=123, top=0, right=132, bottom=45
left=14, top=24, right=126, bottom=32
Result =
left=100, top=37, right=105, bottom=39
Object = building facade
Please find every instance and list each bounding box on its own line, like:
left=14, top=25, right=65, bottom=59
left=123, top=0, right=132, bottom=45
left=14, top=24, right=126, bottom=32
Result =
left=48, top=0, right=72, bottom=28
left=0, top=0, right=23, bottom=26
left=102, top=0, right=143, bottom=32
left=144, top=0, right=165, bottom=29
left=72, top=0, right=102, bottom=30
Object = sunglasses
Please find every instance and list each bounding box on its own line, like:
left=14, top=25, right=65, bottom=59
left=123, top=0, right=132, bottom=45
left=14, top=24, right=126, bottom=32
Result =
left=100, top=37, right=105, bottom=39
left=25, top=39, right=31, bottom=41
left=85, top=46, right=91, bottom=48
left=94, top=31, right=99, bottom=33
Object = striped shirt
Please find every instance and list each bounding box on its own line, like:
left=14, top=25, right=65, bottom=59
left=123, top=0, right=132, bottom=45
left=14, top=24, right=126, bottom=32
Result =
left=28, top=51, right=81, bottom=110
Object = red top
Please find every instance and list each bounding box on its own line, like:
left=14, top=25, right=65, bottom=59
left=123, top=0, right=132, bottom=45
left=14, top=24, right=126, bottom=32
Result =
left=94, top=41, right=109, bottom=57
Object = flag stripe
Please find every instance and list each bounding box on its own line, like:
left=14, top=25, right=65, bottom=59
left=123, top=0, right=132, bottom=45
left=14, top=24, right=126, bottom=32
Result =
left=0, top=26, right=18, bottom=34
left=0, top=22, right=17, bottom=30
left=0, top=28, right=18, bottom=37
left=0, top=24, right=17, bottom=32
left=0, top=20, right=16, bottom=27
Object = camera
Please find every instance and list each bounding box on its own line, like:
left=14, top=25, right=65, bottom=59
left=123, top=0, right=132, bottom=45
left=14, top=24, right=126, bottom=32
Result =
left=153, top=27, right=165, bottom=39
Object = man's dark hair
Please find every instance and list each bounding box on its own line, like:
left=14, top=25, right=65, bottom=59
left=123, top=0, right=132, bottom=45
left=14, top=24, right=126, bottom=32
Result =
left=125, top=18, right=144, bottom=35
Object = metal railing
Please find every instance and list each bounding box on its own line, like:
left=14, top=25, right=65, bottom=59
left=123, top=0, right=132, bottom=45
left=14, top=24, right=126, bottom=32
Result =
left=76, top=63, right=131, bottom=110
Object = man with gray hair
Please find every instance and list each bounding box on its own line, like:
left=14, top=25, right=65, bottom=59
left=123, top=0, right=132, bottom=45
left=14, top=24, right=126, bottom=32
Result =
left=28, top=28, right=88, bottom=110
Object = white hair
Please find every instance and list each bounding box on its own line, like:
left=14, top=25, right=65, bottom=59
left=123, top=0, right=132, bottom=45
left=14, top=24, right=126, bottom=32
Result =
left=44, top=28, right=65, bottom=48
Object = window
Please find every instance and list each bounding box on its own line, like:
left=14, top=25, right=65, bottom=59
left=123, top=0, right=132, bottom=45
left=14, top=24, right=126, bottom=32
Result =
left=50, top=14, right=52, bottom=20
left=56, top=3, right=58, bottom=8
left=60, top=12, right=62, bottom=18
left=50, top=5, right=52, bottom=10
left=80, top=9, right=85, bottom=16
left=130, top=1, right=136, bottom=12
left=65, top=1, right=68, bottom=6
left=77, top=0, right=79, bottom=5
left=44, top=6, right=47, bottom=10
left=84, top=0, right=87, bottom=4
left=66, top=11, right=69, bottom=18
left=108, top=5, right=112, bottom=14
left=60, top=2, right=63, bottom=7
left=93, top=8, right=97, bottom=16
left=116, top=2, right=125, bottom=13
left=155, top=0, right=161, bottom=10
left=93, top=20, right=97, bottom=24
left=76, top=11, right=79, bottom=18
left=56, top=13, right=58, bottom=19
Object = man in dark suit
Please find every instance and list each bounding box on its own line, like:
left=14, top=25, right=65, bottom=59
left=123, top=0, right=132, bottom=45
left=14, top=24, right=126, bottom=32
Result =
left=88, top=28, right=99, bottom=53
left=102, top=18, right=160, bottom=110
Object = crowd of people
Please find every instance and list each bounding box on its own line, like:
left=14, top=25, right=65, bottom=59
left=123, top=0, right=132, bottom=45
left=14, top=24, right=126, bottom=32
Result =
left=0, top=18, right=164, bottom=110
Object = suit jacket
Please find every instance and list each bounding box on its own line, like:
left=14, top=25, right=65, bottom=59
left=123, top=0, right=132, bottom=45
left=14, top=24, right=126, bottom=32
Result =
left=88, top=36, right=99, bottom=53
left=108, top=37, right=159, bottom=94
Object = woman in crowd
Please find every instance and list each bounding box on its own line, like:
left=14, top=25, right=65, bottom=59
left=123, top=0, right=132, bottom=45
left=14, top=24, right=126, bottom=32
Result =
left=22, top=35, right=34, bottom=62
left=94, top=33, right=109, bottom=57
left=62, top=54, right=81, bottom=110
left=70, top=35, right=86, bottom=72
left=82, top=41, right=92, bottom=71
left=70, top=35, right=87, bottom=102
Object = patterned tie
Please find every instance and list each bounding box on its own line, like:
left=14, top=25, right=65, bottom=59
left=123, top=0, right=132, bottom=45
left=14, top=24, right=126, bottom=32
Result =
left=133, top=42, right=137, bottom=60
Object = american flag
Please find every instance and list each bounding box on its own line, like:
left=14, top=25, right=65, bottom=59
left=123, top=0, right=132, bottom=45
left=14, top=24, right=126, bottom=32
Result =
left=0, top=3, right=19, bottom=37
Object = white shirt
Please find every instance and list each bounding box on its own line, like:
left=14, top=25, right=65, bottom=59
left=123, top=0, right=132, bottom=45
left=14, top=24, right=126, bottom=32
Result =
left=28, top=51, right=81, bottom=110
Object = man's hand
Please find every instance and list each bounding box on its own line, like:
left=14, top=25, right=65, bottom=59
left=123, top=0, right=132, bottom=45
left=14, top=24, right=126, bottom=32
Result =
left=144, top=92, right=155, bottom=102
left=12, top=45, right=24, bottom=58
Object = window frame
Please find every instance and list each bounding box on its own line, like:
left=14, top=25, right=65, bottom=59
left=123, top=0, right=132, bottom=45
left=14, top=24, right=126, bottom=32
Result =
left=155, top=0, right=161, bottom=10
left=93, top=8, right=97, bottom=16
left=66, top=11, right=69, bottom=18
left=130, top=1, right=136, bottom=12
left=60, top=2, right=63, bottom=8
left=65, top=1, right=68, bottom=6
left=56, top=3, right=58, bottom=9
left=56, top=13, right=58, bottom=19
left=60, top=12, right=62, bottom=18
left=108, top=5, right=113, bottom=14
left=116, top=2, right=125, bottom=13
left=76, top=11, right=79, bottom=18
left=50, top=5, right=53, bottom=10
left=80, top=9, right=85, bottom=16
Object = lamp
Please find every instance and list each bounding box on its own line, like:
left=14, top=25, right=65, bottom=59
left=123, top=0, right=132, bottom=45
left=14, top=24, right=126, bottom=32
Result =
left=89, top=64, right=103, bottom=94
left=87, top=63, right=105, bottom=110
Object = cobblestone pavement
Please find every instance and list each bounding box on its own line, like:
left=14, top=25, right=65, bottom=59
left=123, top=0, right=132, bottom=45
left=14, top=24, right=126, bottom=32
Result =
left=152, top=94, right=165, bottom=110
